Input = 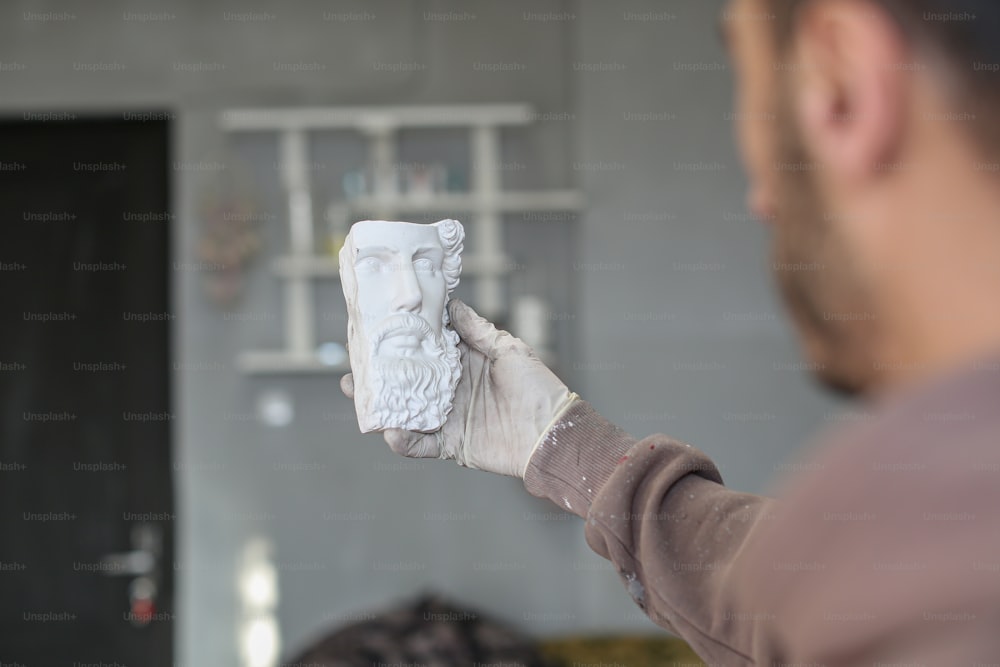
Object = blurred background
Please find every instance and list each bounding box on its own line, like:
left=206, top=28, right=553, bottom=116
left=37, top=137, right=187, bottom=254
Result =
left=0, top=0, right=847, bottom=665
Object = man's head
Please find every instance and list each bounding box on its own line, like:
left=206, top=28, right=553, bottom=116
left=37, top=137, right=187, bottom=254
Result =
left=722, top=0, right=1000, bottom=396
left=340, top=219, right=464, bottom=433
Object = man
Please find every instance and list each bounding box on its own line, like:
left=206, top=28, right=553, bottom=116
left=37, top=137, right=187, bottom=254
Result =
left=342, top=0, right=1000, bottom=663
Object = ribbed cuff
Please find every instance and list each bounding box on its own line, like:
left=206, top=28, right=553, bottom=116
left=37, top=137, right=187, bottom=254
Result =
left=522, top=400, right=637, bottom=518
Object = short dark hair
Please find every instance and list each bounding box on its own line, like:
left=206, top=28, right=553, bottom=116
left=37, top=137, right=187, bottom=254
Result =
left=768, top=0, right=1000, bottom=153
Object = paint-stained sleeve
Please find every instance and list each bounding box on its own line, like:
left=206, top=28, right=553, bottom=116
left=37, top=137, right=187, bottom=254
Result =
left=523, top=399, right=777, bottom=666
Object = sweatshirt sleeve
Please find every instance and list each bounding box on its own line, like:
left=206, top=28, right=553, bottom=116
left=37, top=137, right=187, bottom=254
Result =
left=523, top=399, right=777, bottom=666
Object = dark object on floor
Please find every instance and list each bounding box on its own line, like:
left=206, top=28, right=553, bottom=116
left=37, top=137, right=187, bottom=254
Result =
left=287, top=592, right=552, bottom=666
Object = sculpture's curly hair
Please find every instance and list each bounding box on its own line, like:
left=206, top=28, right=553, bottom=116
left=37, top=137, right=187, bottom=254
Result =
left=434, top=218, right=464, bottom=293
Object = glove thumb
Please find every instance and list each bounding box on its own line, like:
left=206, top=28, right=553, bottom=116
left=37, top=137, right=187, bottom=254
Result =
left=447, top=299, right=507, bottom=357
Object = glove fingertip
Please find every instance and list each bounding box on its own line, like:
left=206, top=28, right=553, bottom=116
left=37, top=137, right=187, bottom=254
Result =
left=447, top=298, right=472, bottom=327
left=383, top=428, right=421, bottom=456
left=340, top=373, right=355, bottom=399
left=447, top=298, right=498, bottom=355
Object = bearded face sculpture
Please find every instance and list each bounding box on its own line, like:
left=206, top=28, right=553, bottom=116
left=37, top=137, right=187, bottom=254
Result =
left=339, top=219, right=464, bottom=433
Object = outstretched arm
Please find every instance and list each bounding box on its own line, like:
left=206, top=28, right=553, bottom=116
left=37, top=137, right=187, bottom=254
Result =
left=342, top=299, right=775, bottom=664
left=524, top=401, right=775, bottom=666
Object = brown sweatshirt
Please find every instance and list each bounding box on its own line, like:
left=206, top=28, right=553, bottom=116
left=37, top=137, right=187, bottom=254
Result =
left=523, top=354, right=1000, bottom=666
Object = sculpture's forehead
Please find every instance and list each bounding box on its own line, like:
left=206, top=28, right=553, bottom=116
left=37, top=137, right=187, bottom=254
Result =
left=349, top=220, right=440, bottom=252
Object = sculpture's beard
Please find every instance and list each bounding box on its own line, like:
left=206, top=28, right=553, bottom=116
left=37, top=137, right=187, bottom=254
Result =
left=365, top=312, right=461, bottom=432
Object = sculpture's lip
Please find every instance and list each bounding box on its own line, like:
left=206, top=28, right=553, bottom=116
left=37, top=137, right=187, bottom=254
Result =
left=377, top=328, right=425, bottom=351
left=371, top=314, right=435, bottom=352
left=381, top=327, right=424, bottom=341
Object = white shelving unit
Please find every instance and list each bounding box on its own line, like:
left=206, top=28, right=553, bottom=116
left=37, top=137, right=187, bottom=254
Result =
left=219, top=104, right=583, bottom=375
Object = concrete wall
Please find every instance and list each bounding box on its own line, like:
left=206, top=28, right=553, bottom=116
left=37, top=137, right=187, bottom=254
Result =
left=3, top=0, right=842, bottom=664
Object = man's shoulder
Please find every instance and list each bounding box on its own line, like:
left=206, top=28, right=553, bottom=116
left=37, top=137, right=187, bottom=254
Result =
left=757, top=355, right=1000, bottom=542
left=742, top=357, right=1000, bottom=667
left=810, top=356, right=1000, bottom=472
left=849, top=356, right=1000, bottom=469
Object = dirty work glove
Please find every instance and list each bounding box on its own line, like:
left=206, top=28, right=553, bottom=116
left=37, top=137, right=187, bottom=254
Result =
left=340, top=298, right=579, bottom=478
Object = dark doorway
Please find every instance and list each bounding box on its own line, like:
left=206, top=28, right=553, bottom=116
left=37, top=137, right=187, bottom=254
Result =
left=0, top=115, right=174, bottom=665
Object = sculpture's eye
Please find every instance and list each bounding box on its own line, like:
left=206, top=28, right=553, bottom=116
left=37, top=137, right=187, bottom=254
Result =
left=413, top=257, right=435, bottom=273
left=358, top=256, right=382, bottom=272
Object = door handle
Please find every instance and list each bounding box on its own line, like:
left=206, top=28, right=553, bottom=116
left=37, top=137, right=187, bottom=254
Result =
left=100, top=523, right=162, bottom=626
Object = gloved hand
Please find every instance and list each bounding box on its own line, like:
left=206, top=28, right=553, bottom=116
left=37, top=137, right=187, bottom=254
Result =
left=340, top=299, right=579, bottom=478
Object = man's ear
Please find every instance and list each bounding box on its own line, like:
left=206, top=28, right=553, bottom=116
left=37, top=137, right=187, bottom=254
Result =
left=792, top=0, right=909, bottom=181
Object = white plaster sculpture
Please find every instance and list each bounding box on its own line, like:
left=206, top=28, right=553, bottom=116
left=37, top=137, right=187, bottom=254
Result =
left=339, top=219, right=465, bottom=433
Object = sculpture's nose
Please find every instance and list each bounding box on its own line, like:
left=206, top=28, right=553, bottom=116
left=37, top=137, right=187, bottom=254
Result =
left=390, top=261, right=423, bottom=313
